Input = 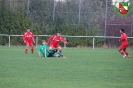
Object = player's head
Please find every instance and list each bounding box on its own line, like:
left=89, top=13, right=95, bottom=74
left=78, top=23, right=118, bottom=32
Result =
left=120, top=29, right=125, bottom=34
left=27, top=28, right=30, bottom=32
left=57, top=32, right=61, bottom=36
left=42, top=40, right=46, bottom=44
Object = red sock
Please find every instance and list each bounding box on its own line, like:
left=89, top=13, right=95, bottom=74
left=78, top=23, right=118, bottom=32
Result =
left=120, top=51, right=125, bottom=55
left=125, top=52, right=129, bottom=56
left=31, top=48, right=34, bottom=53
left=25, top=48, right=28, bottom=53
left=126, top=52, right=130, bottom=58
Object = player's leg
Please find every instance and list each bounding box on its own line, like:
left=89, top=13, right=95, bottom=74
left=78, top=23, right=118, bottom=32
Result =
left=53, top=49, right=66, bottom=58
left=123, top=47, right=130, bottom=58
left=47, top=50, right=55, bottom=57
left=49, top=43, right=54, bottom=50
left=125, top=52, right=130, bottom=58
left=53, top=49, right=62, bottom=56
left=25, top=42, right=29, bottom=53
left=31, top=45, right=34, bottom=53
left=25, top=46, right=28, bottom=53
left=56, top=44, right=62, bottom=53
left=57, top=51, right=66, bottom=58
left=29, top=42, right=34, bottom=53
left=56, top=45, right=66, bottom=58
left=119, top=45, right=126, bottom=58
left=48, top=49, right=61, bottom=57
left=48, top=49, right=66, bottom=58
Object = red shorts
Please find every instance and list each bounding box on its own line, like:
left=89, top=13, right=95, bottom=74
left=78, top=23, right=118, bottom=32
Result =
left=25, top=40, right=33, bottom=46
left=119, top=44, right=128, bottom=50
left=50, top=43, right=61, bottom=48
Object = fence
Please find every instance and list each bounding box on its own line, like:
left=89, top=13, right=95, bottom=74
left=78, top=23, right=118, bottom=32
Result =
left=0, top=34, right=133, bottom=49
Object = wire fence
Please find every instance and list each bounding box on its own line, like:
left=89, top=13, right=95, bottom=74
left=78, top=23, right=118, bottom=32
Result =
left=0, top=34, right=133, bottom=49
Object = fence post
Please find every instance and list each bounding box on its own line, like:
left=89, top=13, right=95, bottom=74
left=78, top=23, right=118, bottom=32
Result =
left=64, top=37, right=66, bottom=48
left=53, top=0, right=56, bottom=21
left=93, top=36, right=95, bottom=49
left=78, top=0, right=81, bottom=25
left=27, top=0, right=30, bottom=15
left=104, top=0, right=108, bottom=44
left=36, top=36, right=38, bottom=48
left=9, top=35, right=10, bottom=47
left=131, top=11, right=133, bottom=36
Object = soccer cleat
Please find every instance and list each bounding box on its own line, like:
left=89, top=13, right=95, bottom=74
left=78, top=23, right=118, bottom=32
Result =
left=123, top=54, right=126, bottom=58
left=25, top=51, right=27, bottom=53
left=31, top=48, right=34, bottom=54
left=127, top=55, right=130, bottom=58
left=25, top=48, right=28, bottom=53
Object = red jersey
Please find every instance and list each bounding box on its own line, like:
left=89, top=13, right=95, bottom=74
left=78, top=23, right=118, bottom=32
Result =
left=22, top=32, right=35, bottom=42
left=47, top=35, right=67, bottom=45
left=120, top=33, right=128, bottom=45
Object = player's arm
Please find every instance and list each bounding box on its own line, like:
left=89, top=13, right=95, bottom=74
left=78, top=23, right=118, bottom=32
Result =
left=38, top=46, right=42, bottom=57
left=44, top=45, right=50, bottom=53
left=31, top=33, right=35, bottom=43
left=47, top=35, right=54, bottom=44
left=43, top=45, right=50, bottom=57
left=38, top=51, right=41, bottom=57
left=60, top=36, right=68, bottom=44
left=120, top=34, right=127, bottom=41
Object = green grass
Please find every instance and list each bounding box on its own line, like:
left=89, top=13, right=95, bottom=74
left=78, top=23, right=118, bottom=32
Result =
left=0, top=46, right=133, bottom=88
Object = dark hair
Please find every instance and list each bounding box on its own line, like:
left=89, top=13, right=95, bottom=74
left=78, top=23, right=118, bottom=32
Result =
left=120, top=29, right=125, bottom=32
left=42, top=40, right=46, bottom=43
left=57, top=32, right=60, bottom=33
left=27, top=28, right=30, bottom=30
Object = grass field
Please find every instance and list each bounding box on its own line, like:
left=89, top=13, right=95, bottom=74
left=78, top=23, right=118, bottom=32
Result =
left=0, top=46, right=133, bottom=88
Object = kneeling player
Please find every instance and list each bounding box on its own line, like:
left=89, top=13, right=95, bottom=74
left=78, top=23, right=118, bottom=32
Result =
left=38, top=40, right=66, bottom=58
left=119, top=29, right=130, bottom=58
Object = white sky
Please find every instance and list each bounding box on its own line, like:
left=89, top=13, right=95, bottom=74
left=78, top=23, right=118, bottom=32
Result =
left=112, top=0, right=130, bottom=8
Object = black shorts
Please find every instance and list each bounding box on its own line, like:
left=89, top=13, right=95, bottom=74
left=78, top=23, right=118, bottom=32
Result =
left=47, top=49, right=58, bottom=57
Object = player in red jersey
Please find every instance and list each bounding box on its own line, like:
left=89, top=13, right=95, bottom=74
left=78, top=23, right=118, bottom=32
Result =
left=119, top=29, right=130, bottom=58
left=47, top=32, right=68, bottom=52
left=22, top=28, right=35, bottom=53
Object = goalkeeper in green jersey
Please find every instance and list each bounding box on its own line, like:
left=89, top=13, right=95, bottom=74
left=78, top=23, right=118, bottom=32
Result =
left=38, top=40, right=66, bottom=58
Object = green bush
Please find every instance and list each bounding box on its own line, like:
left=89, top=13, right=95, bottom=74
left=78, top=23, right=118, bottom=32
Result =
left=0, top=1, right=104, bottom=47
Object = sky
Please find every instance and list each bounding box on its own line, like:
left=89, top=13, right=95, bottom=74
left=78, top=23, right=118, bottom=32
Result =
left=112, top=0, right=130, bottom=8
